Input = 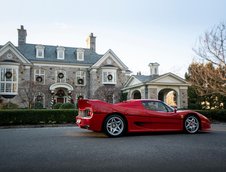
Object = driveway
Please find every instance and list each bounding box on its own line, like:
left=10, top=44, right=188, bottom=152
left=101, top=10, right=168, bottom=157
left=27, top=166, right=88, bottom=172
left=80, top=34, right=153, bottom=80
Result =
left=0, top=123, right=225, bottom=172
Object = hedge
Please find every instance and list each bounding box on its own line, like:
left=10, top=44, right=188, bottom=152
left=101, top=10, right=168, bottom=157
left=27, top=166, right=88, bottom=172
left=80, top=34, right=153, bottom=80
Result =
left=0, top=109, right=225, bottom=126
left=196, top=109, right=226, bottom=122
left=0, top=109, right=78, bottom=126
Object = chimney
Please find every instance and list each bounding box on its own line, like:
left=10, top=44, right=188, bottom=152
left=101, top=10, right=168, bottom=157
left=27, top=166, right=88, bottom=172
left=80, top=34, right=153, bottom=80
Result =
left=18, top=25, right=27, bottom=46
left=149, top=62, right=159, bottom=76
left=86, top=33, right=96, bottom=52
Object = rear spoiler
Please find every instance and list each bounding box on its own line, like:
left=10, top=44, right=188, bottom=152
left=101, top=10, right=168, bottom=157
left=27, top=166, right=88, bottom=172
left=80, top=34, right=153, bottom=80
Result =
left=78, top=99, right=114, bottom=112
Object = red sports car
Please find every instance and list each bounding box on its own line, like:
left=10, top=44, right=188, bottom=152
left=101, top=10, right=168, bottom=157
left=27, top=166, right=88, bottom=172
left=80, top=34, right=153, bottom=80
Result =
left=76, top=99, right=211, bottom=137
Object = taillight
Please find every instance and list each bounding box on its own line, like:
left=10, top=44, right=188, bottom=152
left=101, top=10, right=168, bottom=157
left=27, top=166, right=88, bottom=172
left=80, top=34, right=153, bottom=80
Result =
left=79, top=108, right=93, bottom=117
left=86, top=109, right=93, bottom=117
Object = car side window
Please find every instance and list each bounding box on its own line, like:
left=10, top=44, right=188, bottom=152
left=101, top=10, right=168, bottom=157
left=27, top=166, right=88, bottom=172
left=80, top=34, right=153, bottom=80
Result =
left=142, top=101, right=169, bottom=112
left=142, top=101, right=156, bottom=111
left=157, top=102, right=168, bottom=112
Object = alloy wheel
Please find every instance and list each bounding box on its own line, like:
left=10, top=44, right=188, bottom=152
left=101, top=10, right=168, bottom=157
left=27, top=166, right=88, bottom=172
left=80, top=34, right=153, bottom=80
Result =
left=185, top=116, right=199, bottom=134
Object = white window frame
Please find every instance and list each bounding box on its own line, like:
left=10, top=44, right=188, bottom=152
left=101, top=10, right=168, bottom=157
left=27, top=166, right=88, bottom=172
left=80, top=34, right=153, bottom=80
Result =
left=57, top=46, right=65, bottom=60
left=0, top=65, right=18, bottom=95
left=77, top=48, right=84, bottom=61
left=102, top=68, right=117, bottom=84
left=34, top=68, right=45, bottom=84
left=76, top=71, right=86, bottom=86
left=55, top=70, right=66, bottom=83
left=36, top=45, right=45, bottom=58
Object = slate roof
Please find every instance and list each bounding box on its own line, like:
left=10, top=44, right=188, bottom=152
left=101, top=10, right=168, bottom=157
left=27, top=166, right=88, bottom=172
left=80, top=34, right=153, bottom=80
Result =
left=133, top=74, right=160, bottom=83
left=17, top=43, right=103, bottom=65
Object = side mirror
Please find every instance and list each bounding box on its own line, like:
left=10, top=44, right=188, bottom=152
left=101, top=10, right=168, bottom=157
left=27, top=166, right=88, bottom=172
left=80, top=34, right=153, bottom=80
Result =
left=174, top=107, right=177, bottom=113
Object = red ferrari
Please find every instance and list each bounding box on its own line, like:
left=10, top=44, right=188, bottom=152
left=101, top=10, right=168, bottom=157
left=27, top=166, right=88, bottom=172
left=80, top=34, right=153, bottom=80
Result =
left=76, top=99, right=211, bottom=137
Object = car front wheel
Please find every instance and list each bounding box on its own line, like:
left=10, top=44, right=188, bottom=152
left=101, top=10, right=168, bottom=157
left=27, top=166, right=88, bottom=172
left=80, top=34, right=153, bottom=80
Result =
left=184, top=115, right=200, bottom=134
left=103, top=114, right=126, bottom=137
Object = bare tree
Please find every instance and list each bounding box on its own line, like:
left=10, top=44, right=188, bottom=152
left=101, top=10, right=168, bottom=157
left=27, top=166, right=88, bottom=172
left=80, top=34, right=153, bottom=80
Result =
left=19, top=81, right=43, bottom=108
left=190, top=23, right=226, bottom=96
left=93, top=85, right=122, bottom=103
left=193, top=23, right=226, bottom=66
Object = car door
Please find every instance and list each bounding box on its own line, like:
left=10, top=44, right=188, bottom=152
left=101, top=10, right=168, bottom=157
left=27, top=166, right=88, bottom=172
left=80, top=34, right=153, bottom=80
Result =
left=142, top=101, right=182, bottom=131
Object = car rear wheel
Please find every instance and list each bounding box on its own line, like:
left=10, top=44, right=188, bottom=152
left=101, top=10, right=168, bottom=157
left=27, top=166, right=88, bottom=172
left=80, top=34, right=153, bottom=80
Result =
left=184, top=115, right=200, bottom=134
left=103, top=114, right=126, bottom=137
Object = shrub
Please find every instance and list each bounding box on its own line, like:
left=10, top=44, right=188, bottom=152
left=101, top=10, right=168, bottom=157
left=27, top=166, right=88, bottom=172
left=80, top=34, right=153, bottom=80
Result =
left=34, top=102, right=44, bottom=109
left=60, top=103, right=75, bottom=109
left=53, top=103, right=63, bottom=109
left=196, top=109, right=226, bottom=122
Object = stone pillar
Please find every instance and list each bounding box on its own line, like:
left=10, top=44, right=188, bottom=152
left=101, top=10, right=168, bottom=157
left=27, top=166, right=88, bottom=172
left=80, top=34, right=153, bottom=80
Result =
left=179, top=87, right=188, bottom=108
left=140, top=87, right=145, bottom=99
left=148, top=87, right=158, bottom=99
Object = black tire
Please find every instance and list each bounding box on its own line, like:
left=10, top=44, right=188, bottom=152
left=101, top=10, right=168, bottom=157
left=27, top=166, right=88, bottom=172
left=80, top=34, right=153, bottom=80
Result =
left=103, top=114, right=126, bottom=137
left=184, top=115, right=200, bottom=134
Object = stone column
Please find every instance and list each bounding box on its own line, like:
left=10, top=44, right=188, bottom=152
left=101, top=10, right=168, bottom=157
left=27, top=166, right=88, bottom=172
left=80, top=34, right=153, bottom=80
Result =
left=179, top=87, right=188, bottom=108
left=148, top=87, right=158, bottom=99
left=140, top=87, right=145, bottom=99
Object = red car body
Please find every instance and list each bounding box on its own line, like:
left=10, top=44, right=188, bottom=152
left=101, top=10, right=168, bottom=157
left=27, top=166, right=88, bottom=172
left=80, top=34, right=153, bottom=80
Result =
left=76, top=99, right=211, bottom=137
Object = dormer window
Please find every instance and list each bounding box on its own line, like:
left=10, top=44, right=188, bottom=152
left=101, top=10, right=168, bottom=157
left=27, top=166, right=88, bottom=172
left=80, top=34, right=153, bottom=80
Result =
left=36, top=45, right=45, bottom=58
left=57, top=46, right=65, bottom=60
left=77, top=48, right=84, bottom=61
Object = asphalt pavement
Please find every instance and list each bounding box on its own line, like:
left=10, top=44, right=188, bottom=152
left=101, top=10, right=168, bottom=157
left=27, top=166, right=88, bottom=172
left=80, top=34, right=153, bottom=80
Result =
left=0, top=123, right=226, bottom=172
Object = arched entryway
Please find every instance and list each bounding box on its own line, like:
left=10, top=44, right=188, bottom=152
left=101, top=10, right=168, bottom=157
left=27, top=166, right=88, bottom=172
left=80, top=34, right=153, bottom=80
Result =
left=158, top=89, right=177, bottom=107
left=132, top=90, right=141, bottom=99
left=49, top=83, right=74, bottom=105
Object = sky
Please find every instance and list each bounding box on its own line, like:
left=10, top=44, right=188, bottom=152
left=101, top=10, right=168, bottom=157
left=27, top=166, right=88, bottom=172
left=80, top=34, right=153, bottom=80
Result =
left=0, top=0, right=226, bottom=78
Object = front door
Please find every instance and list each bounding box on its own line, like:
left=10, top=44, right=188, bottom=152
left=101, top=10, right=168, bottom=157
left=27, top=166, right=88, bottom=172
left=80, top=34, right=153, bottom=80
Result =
left=57, top=98, right=64, bottom=103
left=56, top=89, right=67, bottom=103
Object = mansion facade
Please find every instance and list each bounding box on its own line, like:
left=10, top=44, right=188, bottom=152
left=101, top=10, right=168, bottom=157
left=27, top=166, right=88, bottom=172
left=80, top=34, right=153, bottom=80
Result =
left=0, top=26, right=190, bottom=109
left=0, top=26, right=130, bottom=108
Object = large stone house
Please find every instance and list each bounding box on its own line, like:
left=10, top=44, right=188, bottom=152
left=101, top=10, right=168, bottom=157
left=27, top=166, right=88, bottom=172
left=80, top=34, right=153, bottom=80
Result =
left=0, top=26, right=130, bottom=108
left=122, top=63, right=190, bottom=108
